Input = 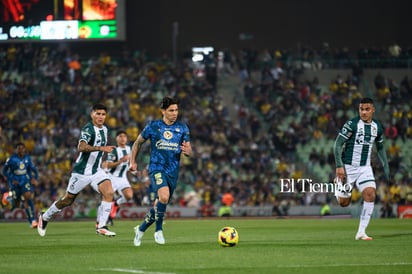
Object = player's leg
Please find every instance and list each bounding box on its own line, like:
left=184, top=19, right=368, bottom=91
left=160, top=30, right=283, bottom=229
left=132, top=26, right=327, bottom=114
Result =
left=355, top=167, right=376, bottom=240
left=38, top=173, right=86, bottom=237
left=22, top=190, right=37, bottom=228
left=335, top=165, right=357, bottom=207
left=153, top=172, right=176, bottom=245
left=133, top=206, right=155, bottom=246
left=134, top=176, right=160, bottom=246
left=110, top=179, right=133, bottom=222
left=96, top=179, right=115, bottom=226
left=117, top=186, right=133, bottom=206
left=356, top=187, right=375, bottom=240
left=94, top=174, right=116, bottom=236
left=334, top=177, right=352, bottom=207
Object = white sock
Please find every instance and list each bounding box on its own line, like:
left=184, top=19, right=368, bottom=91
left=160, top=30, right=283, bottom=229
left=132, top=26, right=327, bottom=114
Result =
left=97, top=201, right=112, bottom=228
left=357, top=201, right=374, bottom=235
left=42, top=202, right=61, bottom=221
left=116, top=196, right=127, bottom=206
left=96, top=205, right=102, bottom=223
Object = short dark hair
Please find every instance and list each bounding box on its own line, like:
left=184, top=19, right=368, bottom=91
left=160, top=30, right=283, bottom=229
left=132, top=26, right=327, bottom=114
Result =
left=15, top=142, right=25, bottom=148
left=92, top=103, right=107, bottom=112
left=160, top=96, right=179, bottom=109
left=360, top=98, right=374, bottom=104
left=116, top=130, right=127, bottom=137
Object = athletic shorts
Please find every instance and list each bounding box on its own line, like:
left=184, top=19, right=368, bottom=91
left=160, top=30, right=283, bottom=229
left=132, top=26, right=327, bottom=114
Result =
left=110, top=174, right=131, bottom=193
left=344, top=165, right=376, bottom=193
left=66, top=170, right=111, bottom=195
left=149, top=171, right=177, bottom=201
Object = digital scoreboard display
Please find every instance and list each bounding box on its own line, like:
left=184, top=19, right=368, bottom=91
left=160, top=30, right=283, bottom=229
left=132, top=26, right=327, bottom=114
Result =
left=0, top=0, right=125, bottom=42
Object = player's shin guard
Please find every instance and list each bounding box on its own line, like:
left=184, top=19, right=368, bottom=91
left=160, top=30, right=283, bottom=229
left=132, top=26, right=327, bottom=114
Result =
left=139, top=207, right=156, bottom=232
left=97, top=201, right=112, bottom=228
left=357, top=201, right=374, bottom=235
left=155, top=202, right=167, bottom=231
left=42, top=202, right=61, bottom=221
left=26, top=199, right=35, bottom=223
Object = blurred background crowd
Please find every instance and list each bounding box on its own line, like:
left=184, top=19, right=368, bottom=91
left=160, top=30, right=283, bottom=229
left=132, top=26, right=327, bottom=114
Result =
left=1, top=43, right=412, bottom=218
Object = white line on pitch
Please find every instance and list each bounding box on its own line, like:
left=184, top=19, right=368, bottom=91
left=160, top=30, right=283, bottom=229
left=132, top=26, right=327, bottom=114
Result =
left=276, top=262, right=412, bottom=268
left=98, top=268, right=175, bottom=274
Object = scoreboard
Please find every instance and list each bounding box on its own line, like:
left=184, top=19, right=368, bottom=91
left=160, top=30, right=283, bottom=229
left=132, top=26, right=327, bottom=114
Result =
left=0, top=0, right=125, bottom=42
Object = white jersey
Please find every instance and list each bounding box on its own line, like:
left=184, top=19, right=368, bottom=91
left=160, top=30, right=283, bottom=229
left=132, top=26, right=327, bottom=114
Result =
left=73, top=122, right=109, bottom=175
left=338, top=117, right=384, bottom=167
left=107, top=145, right=131, bottom=178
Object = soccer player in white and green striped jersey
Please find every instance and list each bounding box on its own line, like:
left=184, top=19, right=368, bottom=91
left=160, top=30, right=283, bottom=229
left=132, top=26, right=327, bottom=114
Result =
left=101, top=130, right=134, bottom=226
left=334, top=97, right=390, bottom=240
left=37, top=103, right=117, bottom=237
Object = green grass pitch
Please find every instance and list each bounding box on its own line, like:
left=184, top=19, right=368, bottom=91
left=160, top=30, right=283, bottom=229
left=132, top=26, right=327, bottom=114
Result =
left=0, top=218, right=411, bottom=274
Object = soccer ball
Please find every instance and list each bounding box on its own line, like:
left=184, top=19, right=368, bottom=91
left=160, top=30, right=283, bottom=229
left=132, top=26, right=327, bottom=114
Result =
left=218, top=226, right=239, bottom=247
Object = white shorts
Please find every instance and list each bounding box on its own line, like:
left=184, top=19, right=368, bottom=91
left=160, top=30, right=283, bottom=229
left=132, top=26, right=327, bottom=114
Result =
left=344, top=165, right=376, bottom=193
left=66, top=170, right=111, bottom=195
left=110, top=174, right=131, bottom=193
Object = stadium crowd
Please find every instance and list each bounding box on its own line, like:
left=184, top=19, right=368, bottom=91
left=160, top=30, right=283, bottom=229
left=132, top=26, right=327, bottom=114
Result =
left=1, top=43, right=412, bottom=219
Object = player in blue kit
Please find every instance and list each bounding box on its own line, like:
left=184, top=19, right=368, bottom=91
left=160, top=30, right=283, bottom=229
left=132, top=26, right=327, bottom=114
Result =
left=2, top=142, right=39, bottom=228
left=130, top=96, right=192, bottom=246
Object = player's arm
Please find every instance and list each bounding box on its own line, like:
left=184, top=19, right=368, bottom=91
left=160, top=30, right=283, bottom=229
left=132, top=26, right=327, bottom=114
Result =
left=28, top=157, right=39, bottom=180
left=333, top=134, right=346, bottom=180
left=181, top=140, right=192, bottom=157
left=103, top=152, right=128, bottom=169
left=129, top=134, right=146, bottom=172
left=2, top=159, right=15, bottom=187
left=2, top=159, right=10, bottom=179
left=376, top=141, right=390, bottom=181
left=78, top=140, right=115, bottom=153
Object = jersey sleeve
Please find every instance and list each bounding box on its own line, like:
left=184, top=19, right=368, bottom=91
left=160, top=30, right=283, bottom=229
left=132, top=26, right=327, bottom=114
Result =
left=375, top=120, right=384, bottom=144
left=27, top=156, right=39, bottom=180
left=338, top=119, right=354, bottom=140
left=79, top=123, right=93, bottom=144
left=141, top=121, right=154, bottom=140
left=182, top=124, right=190, bottom=142
left=2, top=158, right=11, bottom=178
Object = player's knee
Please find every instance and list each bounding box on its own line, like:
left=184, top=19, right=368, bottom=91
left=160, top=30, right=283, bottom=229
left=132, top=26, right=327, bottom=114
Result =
left=158, top=195, right=169, bottom=204
left=362, top=188, right=376, bottom=202
left=338, top=197, right=351, bottom=207
left=124, top=189, right=133, bottom=200
left=100, top=181, right=115, bottom=199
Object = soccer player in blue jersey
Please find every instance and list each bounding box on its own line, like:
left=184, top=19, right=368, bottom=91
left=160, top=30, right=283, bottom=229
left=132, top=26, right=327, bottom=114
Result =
left=2, top=142, right=39, bottom=228
left=37, top=103, right=117, bottom=237
left=334, top=97, right=390, bottom=240
left=130, top=96, right=192, bottom=246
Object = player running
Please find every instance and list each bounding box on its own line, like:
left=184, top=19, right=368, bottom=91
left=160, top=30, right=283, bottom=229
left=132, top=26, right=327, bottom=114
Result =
left=333, top=97, right=390, bottom=240
left=130, top=96, right=192, bottom=246
left=2, top=142, right=39, bottom=228
left=100, top=130, right=134, bottom=226
left=37, top=103, right=116, bottom=237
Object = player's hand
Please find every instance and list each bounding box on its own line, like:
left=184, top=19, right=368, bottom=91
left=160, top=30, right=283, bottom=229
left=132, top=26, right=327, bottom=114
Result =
left=100, top=146, right=116, bottom=153
left=30, top=178, right=39, bottom=187
left=129, top=162, right=138, bottom=174
left=121, top=155, right=130, bottom=162
left=335, top=167, right=346, bottom=182
left=181, top=141, right=192, bottom=156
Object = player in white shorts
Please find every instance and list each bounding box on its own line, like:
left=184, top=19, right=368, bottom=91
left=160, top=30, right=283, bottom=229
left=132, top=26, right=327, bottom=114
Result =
left=101, top=130, right=134, bottom=226
left=37, top=103, right=117, bottom=237
left=333, top=98, right=390, bottom=240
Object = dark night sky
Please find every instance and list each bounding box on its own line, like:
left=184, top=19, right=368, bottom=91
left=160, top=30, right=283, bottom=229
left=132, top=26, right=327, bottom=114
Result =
left=1, top=0, right=410, bottom=55
left=126, top=0, right=411, bottom=55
